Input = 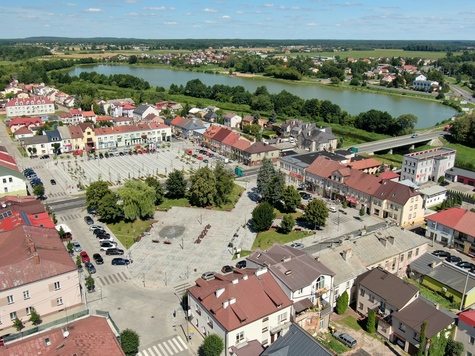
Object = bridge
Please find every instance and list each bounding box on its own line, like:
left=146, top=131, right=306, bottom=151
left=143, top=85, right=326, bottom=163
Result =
left=348, top=130, right=449, bottom=155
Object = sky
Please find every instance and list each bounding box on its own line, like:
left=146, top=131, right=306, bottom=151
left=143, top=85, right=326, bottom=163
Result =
left=2, top=0, right=474, bottom=40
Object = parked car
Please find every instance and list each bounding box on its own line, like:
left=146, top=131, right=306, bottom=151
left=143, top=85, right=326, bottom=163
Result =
left=440, top=181, right=450, bottom=186
left=87, top=207, right=97, bottom=215
left=328, top=206, right=337, bottom=213
left=85, top=261, right=96, bottom=274
left=50, top=179, right=56, bottom=185
left=457, top=261, right=475, bottom=269
left=221, top=265, right=233, bottom=274
left=92, top=228, right=107, bottom=236
left=432, top=250, right=450, bottom=258
left=89, top=224, right=103, bottom=231
left=84, top=216, right=94, bottom=225
left=201, top=271, right=216, bottom=280
left=105, top=248, right=124, bottom=256
left=80, top=251, right=90, bottom=263
left=93, top=253, right=104, bottom=265
left=100, top=242, right=118, bottom=251
left=446, top=255, right=462, bottom=264
left=290, top=242, right=305, bottom=249
left=333, top=331, right=357, bottom=348
left=236, top=260, right=247, bottom=269
left=98, top=235, right=114, bottom=243
left=111, top=258, right=130, bottom=265
left=72, top=241, right=82, bottom=252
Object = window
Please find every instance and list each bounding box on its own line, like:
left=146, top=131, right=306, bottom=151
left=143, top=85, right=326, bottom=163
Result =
left=316, top=276, right=324, bottom=289
left=408, top=251, right=413, bottom=259
left=278, top=312, right=287, bottom=323
left=262, top=339, right=268, bottom=346
left=400, top=254, right=405, bottom=262
left=262, top=317, right=269, bottom=322
left=360, top=288, right=365, bottom=297
left=56, top=297, right=63, bottom=306
left=8, top=177, right=12, bottom=183
left=236, top=331, right=244, bottom=344
left=26, top=307, right=32, bottom=315
left=470, top=335, right=475, bottom=345
left=10, top=312, right=17, bottom=320
left=413, top=331, right=420, bottom=341
left=23, top=290, right=30, bottom=300
left=399, top=323, right=406, bottom=332
left=54, top=281, right=61, bottom=290
left=369, top=294, right=375, bottom=302
left=207, top=317, right=213, bottom=329
left=359, top=302, right=363, bottom=310
left=7, top=295, right=14, bottom=304
left=2, top=178, right=5, bottom=183
left=416, top=248, right=419, bottom=256
left=195, top=305, right=201, bottom=316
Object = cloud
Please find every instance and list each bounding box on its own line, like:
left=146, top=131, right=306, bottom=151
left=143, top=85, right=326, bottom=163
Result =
left=202, top=8, right=218, bottom=13
left=63, top=2, right=77, bottom=6
left=222, top=15, right=230, bottom=19
left=85, top=8, right=102, bottom=12
left=124, top=0, right=139, bottom=3
left=306, top=22, right=317, bottom=26
left=143, top=6, right=167, bottom=11
left=164, top=21, right=177, bottom=25
left=263, top=3, right=274, bottom=7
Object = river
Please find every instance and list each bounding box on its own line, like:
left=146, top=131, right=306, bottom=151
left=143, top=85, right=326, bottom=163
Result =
left=68, top=65, right=456, bottom=129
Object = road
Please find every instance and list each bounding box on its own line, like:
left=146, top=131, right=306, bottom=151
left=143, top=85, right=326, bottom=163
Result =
left=350, top=130, right=448, bottom=154
left=449, top=84, right=475, bottom=104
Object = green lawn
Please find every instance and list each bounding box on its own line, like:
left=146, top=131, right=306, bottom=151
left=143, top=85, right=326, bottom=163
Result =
left=292, top=49, right=459, bottom=60
left=404, top=278, right=459, bottom=310
left=252, top=229, right=312, bottom=250
left=319, top=334, right=349, bottom=354
left=107, top=219, right=156, bottom=249
left=337, top=315, right=363, bottom=332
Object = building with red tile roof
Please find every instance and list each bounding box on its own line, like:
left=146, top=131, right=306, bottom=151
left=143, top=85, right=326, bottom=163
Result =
left=202, top=125, right=223, bottom=148
left=425, top=207, right=475, bottom=253
left=346, top=157, right=382, bottom=174
left=5, top=96, right=55, bottom=117
left=0, top=225, right=81, bottom=331
left=12, top=126, right=34, bottom=141
left=187, top=268, right=293, bottom=354
left=0, top=195, right=55, bottom=230
left=8, top=116, right=43, bottom=133
left=456, top=309, right=475, bottom=354
left=0, top=315, right=124, bottom=356
left=379, top=171, right=400, bottom=181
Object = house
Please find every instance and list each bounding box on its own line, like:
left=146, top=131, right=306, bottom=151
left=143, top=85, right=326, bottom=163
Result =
left=45, top=129, right=63, bottom=155
left=424, top=207, right=475, bottom=254
left=418, top=185, right=447, bottom=208
left=413, top=75, right=439, bottom=92
left=0, top=225, right=81, bottom=332
left=455, top=309, right=475, bottom=356
left=0, top=315, right=124, bottom=356
left=231, top=137, right=252, bottom=164
left=12, top=127, right=34, bottom=142
left=224, top=113, right=242, bottom=128
left=247, top=244, right=335, bottom=331
left=210, top=127, right=233, bottom=153
left=169, top=116, right=189, bottom=137
left=408, top=252, right=475, bottom=309
left=0, top=195, right=55, bottom=230
left=187, top=268, right=293, bottom=355
left=391, top=298, right=454, bottom=355
left=113, top=116, right=134, bottom=126
left=181, top=118, right=207, bottom=141
left=243, top=142, right=280, bottom=167
left=296, top=126, right=338, bottom=152
left=8, top=117, right=43, bottom=133
left=202, top=125, right=224, bottom=149
left=57, top=126, right=72, bottom=153
left=68, top=125, right=86, bottom=151
left=0, top=162, right=26, bottom=197
left=346, top=158, right=382, bottom=175
left=317, top=225, right=428, bottom=306
left=22, top=135, right=50, bottom=156
left=133, top=104, right=158, bottom=121
left=400, top=148, right=456, bottom=185
left=444, top=167, right=475, bottom=186
left=260, top=323, right=333, bottom=356
left=5, top=96, right=55, bottom=117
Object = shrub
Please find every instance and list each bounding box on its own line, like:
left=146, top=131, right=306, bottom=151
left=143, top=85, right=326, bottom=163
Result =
left=336, top=291, right=349, bottom=315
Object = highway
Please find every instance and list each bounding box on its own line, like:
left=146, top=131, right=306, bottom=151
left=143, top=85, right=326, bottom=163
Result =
left=349, top=130, right=449, bottom=154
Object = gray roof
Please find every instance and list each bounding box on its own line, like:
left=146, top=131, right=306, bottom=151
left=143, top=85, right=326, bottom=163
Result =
left=248, top=244, right=335, bottom=292
left=23, top=135, right=49, bottom=145
left=261, top=323, right=333, bottom=356
left=133, top=104, right=151, bottom=115
left=445, top=167, right=475, bottom=180
left=419, top=185, right=447, bottom=196
left=0, top=166, right=23, bottom=180
left=392, top=298, right=455, bottom=338
left=317, top=226, right=428, bottom=285
left=56, top=125, right=71, bottom=140
left=45, top=129, right=61, bottom=142
left=357, top=268, right=419, bottom=310
left=409, top=252, right=475, bottom=294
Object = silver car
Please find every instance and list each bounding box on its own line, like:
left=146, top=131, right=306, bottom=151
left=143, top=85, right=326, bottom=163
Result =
left=72, top=241, right=82, bottom=252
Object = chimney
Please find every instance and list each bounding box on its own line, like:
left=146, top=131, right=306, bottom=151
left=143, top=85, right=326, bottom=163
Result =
left=34, top=254, right=40, bottom=265
left=29, top=243, right=36, bottom=253
left=342, top=249, right=353, bottom=261
left=216, top=288, right=225, bottom=298
left=229, top=297, right=236, bottom=305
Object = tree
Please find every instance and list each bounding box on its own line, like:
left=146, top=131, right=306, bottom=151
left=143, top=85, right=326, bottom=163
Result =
left=117, top=180, right=156, bottom=220
left=281, top=185, right=301, bottom=213
left=76, top=255, right=82, bottom=269
left=86, top=181, right=111, bottom=210
left=145, top=176, right=165, bottom=205
left=304, top=199, right=329, bottom=228
left=335, top=291, right=349, bottom=315
left=257, top=158, right=275, bottom=197
left=96, top=192, right=123, bottom=222
left=265, top=171, right=285, bottom=206
left=166, top=169, right=187, bottom=199
left=189, top=167, right=217, bottom=207
left=52, top=143, right=61, bottom=155
left=251, top=202, right=275, bottom=232
left=359, top=207, right=365, bottom=217
left=200, top=334, right=224, bottom=356
left=391, top=114, right=418, bottom=136
left=444, top=339, right=464, bottom=356
left=417, top=321, right=427, bottom=356
left=252, top=111, right=260, bottom=125
left=13, top=317, right=24, bottom=332
left=214, top=162, right=234, bottom=206
left=366, top=310, right=376, bottom=333
left=268, top=110, right=277, bottom=125
left=86, top=274, right=95, bottom=292
left=280, top=214, right=295, bottom=234
left=66, top=241, right=73, bottom=252
left=33, top=184, right=45, bottom=198
left=120, top=328, right=140, bottom=356
left=28, top=307, right=42, bottom=326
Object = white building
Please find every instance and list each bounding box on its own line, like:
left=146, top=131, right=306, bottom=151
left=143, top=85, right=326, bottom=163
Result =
left=5, top=96, right=55, bottom=117
left=400, top=148, right=456, bottom=185
left=418, top=185, right=447, bottom=208
left=187, top=268, right=293, bottom=355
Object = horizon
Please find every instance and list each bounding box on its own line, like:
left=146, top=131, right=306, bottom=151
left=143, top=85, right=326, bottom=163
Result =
left=1, top=0, right=474, bottom=41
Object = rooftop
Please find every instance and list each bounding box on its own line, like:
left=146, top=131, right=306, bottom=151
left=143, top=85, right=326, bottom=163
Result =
left=404, top=147, right=456, bottom=161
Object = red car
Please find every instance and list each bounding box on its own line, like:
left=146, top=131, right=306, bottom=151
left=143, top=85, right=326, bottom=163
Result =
left=80, top=251, right=90, bottom=263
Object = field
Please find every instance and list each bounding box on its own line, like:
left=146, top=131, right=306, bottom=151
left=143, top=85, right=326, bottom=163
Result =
left=291, top=49, right=461, bottom=59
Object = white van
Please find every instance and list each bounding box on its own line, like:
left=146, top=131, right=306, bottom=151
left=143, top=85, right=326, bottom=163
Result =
left=329, top=206, right=337, bottom=213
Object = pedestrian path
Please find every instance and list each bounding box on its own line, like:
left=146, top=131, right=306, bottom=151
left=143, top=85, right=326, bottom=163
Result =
left=97, top=271, right=130, bottom=286
left=59, top=213, right=81, bottom=222
left=138, top=335, right=189, bottom=356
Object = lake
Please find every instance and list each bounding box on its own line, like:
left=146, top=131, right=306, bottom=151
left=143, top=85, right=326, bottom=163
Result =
left=68, top=65, right=456, bottom=129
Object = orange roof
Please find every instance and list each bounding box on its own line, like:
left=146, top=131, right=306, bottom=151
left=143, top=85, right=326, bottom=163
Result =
left=13, top=126, right=33, bottom=135
left=6, top=96, right=53, bottom=107
left=347, top=158, right=382, bottom=170
left=96, top=115, right=113, bottom=121
left=0, top=316, right=125, bottom=356
left=203, top=125, right=223, bottom=140
left=221, top=131, right=241, bottom=146
left=232, top=137, right=251, bottom=151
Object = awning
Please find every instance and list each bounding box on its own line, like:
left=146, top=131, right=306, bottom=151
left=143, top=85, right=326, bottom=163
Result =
left=293, top=298, right=313, bottom=313
left=346, top=196, right=357, bottom=204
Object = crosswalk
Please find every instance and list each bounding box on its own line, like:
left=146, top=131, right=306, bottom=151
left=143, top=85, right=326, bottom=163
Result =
left=97, top=272, right=130, bottom=286
left=59, top=213, right=81, bottom=222
left=138, top=335, right=189, bottom=356
left=48, top=191, right=69, bottom=198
